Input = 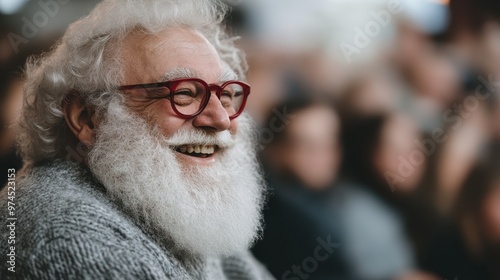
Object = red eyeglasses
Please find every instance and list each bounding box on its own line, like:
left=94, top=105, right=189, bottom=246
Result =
left=117, top=78, right=250, bottom=119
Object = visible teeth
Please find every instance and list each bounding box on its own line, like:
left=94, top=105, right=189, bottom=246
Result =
left=201, top=146, right=208, bottom=154
left=207, top=146, right=214, bottom=154
left=177, top=145, right=217, bottom=155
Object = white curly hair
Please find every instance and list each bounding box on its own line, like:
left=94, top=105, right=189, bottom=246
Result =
left=18, top=0, right=247, bottom=165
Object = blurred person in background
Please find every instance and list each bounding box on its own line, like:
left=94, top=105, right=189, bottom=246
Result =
left=340, top=113, right=438, bottom=280
left=447, top=0, right=500, bottom=76
left=415, top=97, right=497, bottom=269
left=393, top=45, right=464, bottom=133
left=254, top=99, right=437, bottom=280
left=420, top=100, right=493, bottom=219
left=341, top=113, right=425, bottom=203
left=424, top=163, right=500, bottom=280
left=252, top=97, right=349, bottom=280
left=401, top=48, right=462, bottom=130
left=339, top=67, right=400, bottom=119
left=391, top=20, right=433, bottom=76
left=261, top=98, right=342, bottom=191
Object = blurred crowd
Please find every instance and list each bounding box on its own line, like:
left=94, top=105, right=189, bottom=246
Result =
left=1, top=0, right=500, bottom=279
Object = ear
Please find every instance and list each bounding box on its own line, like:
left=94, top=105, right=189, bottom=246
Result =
left=63, top=95, right=97, bottom=146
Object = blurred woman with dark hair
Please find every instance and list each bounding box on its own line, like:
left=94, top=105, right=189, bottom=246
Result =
left=252, top=97, right=349, bottom=280
left=424, top=163, right=500, bottom=280
left=339, top=112, right=439, bottom=280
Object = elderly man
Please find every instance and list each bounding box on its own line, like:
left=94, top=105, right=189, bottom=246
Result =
left=0, top=0, right=272, bottom=279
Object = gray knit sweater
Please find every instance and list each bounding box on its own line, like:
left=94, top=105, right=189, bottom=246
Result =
left=0, top=160, right=274, bottom=280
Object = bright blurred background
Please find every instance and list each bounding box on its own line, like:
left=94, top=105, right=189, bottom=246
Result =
left=1, top=0, right=500, bottom=279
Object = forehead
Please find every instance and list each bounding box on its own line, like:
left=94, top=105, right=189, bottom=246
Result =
left=120, top=27, right=225, bottom=84
left=288, top=106, right=339, bottom=139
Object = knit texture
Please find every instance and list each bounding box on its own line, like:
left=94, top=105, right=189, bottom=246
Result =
left=0, top=160, right=273, bottom=280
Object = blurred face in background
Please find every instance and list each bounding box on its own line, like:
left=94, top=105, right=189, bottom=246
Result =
left=373, top=115, right=424, bottom=193
left=437, top=104, right=491, bottom=213
left=346, top=72, right=398, bottom=116
left=477, top=22, right=500, bottom=74
left=393, top=20, right=431, bottom=69
left=279, top=105, right=341, bottom=190
left=411, top=51, right=461, bottom=110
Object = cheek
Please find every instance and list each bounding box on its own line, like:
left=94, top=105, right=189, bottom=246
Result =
left=142, top=102, right=186, bottom=137
left=156, top=117, right=186, bottom=138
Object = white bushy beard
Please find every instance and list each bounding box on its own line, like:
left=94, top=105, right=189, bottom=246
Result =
left=87, top=100, right=264, bottom=258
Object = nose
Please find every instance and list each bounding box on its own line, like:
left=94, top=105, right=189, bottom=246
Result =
left=192, top=92, right=231, bottom=132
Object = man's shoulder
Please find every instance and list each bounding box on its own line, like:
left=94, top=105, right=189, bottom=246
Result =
left=1, top=160, right=160, bottom=243
left=0, top=160, right=187, bottom=279
left=4, top=160, right=124, bottom=232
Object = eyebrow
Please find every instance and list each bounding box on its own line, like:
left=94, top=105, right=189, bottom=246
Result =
left=159, top=68, right=198, bottom=82
left=159, top=67, right=238, bottom=83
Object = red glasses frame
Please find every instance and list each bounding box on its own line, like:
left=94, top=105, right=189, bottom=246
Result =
left=117, top=78, right=251, bottom=119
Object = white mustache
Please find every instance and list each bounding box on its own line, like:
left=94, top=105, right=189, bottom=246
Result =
left=164, top=128, right=235, bottom=149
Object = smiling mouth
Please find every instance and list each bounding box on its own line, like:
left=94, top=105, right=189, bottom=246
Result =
left=174, top=144, right=219, bottom=158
